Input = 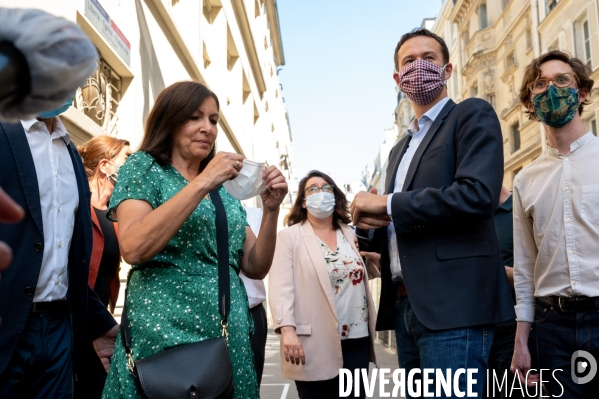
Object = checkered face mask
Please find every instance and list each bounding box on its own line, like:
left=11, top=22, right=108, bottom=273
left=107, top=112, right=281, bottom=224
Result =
left=397, top=59, right=447, bottom=105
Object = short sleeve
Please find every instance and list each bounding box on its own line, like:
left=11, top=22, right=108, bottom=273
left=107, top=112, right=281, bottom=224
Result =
left=107, top=151, right=161, bottom=221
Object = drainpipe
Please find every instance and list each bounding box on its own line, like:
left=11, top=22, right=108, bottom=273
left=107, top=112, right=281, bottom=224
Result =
left=531, top=0, right=547, bottom=153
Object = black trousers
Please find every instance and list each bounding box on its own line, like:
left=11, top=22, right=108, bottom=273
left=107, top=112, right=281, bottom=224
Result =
left=250, top=304, right=267, bottom=385
left=0, top=309, right=73, bottom=399
left=73, top=339, right=107, bottom=399
left=295, top=336, right=370, bottom=399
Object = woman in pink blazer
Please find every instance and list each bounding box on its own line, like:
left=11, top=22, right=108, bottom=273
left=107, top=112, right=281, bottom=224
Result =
left=269, top=170, right=379, bottom=399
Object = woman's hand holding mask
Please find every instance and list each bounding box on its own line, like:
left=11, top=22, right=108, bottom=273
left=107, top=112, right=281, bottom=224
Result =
left=260, top=165, right=288, bottom=211
left=196, top=152, right=245, bottom=193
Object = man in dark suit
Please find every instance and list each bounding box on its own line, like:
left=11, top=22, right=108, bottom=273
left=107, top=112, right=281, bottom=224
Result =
left=351, top=28, right=514, bottom=397
left=0, top=114, right=118, bottom=398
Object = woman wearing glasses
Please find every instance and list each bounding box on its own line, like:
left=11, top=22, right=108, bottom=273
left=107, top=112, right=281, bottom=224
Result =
left=269, top=170, right=379, bottom=399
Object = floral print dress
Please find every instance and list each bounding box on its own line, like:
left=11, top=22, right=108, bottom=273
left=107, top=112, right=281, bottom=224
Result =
left=101, top=151, right=259, bottom=399
left=316, top=229, right=369, bottom=340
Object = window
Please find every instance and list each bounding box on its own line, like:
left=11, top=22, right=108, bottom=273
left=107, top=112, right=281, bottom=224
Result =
left=479, top=4, right=488, bottom=30
left=583, top=20, right=592, bottom=67
left=486, top=93, right=496, bottom=109
left=546, top=0, right=558, bottom=14
left=462, top=30, right=470, bottom=47
left=526, top=29, right=532, bottom=50
left=589, top=118, right=597, bottom=136
left=511, top=123, right=521, bottom=153
left=471, top=83, right=478, bottom=98
left=505, top=50, right=517, bottom=70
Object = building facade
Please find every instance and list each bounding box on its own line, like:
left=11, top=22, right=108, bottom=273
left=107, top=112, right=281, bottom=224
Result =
left=4, top=0, right=293, bottom=201
left=434, top=0, right=599, bottom=188
left=2, top=0, right=294, bottom=319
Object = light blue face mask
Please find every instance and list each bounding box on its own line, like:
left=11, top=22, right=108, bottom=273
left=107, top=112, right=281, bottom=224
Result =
left=38, top=97, right=74, bottom=118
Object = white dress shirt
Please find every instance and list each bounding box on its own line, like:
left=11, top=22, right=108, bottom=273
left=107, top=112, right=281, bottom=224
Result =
left=513, top=132, right=599, bottom=322
left=239, top=207, right=266, bottom=308
left=385, top=97, right=450, bottom=280
left=21, top=118, right=79, bottom=302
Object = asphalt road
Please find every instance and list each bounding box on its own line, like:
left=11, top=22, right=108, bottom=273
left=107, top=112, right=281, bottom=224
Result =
left=260, top=330, right=405, bottom=399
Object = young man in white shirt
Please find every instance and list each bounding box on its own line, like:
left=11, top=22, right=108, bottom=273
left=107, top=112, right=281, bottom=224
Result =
left=511, top=50, right=599, bottom=397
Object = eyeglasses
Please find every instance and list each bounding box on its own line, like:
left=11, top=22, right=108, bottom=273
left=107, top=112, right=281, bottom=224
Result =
left=528, top=73, right=578, bottom=95
left=304, top=184, right=334, bottom=196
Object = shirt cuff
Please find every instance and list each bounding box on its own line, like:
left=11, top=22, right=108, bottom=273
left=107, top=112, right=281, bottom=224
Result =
left=387, top=193, right=394, bottom=218
left=514, top=303, right=535, bottom=323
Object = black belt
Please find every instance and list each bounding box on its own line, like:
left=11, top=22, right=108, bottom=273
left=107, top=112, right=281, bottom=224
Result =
left=537, top=296, right=599, bottom=313
left=31, top=301, right=69, bottom=313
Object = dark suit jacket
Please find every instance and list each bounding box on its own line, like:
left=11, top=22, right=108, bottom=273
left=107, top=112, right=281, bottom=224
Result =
left=374, top=98, right=515, bottom=331
left=0, top=121, right=116, bottom=378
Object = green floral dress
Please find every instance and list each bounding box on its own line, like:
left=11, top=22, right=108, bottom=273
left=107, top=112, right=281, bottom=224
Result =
left=101, top=151, right=259, bottom=399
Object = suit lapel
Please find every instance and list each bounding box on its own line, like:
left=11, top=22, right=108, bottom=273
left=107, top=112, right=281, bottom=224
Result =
left=64, top=140, right=92, bottom=259
left=401, top=99, right=456, bottom=191
left=385, top=136, right=411, bottom=194
left=300, top=222, right=338, bottom=320
left=2, top=122, right=43, bottom=234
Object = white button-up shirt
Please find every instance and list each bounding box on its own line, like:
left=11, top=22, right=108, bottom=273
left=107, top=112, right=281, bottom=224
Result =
left=21, top=118, right=79, bottom=302
left=513, top=132, right=599, bottom=322
left=385, top=97, right=449, bottom=280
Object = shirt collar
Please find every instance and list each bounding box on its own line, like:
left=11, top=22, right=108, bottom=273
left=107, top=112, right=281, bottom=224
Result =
left=21, top=117, right=70, bottom=144
left=407, top=96, right=450, bottom=136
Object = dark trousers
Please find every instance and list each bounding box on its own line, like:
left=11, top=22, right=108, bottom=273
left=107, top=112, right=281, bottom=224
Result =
left=395, top=297, right=494, bottom=398
left=73, top=340, right=107, bottom=399
left=0, top=309, right=73, bottom=399
left=295, top=336, right=370, bottom=399
left=484, top=323, right=537, bottom=398
left=250, top=304, right=267, bottom=385
left=534, top=300, right=599, bottom=397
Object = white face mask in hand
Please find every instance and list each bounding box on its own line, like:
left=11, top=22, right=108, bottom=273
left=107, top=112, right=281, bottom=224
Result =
left=305, top=192, right=335, bottom=219
left=223, top=159, right=265, bottom=200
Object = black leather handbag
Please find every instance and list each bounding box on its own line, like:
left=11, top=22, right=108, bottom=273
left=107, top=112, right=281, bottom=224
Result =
left=120, top=189, right=235, bottom=399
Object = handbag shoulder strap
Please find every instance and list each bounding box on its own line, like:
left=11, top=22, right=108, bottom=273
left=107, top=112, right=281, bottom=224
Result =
left=121, top=188, right=231, bottom=355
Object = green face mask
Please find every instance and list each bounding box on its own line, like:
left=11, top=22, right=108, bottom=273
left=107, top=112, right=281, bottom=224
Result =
left=531, top=86, right=580, bottom=128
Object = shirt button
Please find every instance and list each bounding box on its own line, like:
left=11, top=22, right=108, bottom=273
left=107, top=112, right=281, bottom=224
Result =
left=58, top=241, right=63, bottom=248
left=58, top=207, right=61, bottom=212
left=563, top=187, right=569, bottom=191
left=564, top=157, right=569, bottom=161
left=568, top=249, right=574, bottom=254
left=572, top=281, right=578, bottom=286
left=566, top=218, right=571, bottom=222
left=55, top=278, right=60, bottom=285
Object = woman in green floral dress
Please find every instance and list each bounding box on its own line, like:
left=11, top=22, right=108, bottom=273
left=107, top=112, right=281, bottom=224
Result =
left=101, top=81, right=288, bottom=399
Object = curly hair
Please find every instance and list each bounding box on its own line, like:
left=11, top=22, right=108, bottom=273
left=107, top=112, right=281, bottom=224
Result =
left=519, top=50, right=594, bottom=121
left=284, top=170, right=350, bottom=230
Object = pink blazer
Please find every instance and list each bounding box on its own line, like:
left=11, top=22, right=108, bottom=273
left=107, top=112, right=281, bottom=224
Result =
left=269, top=221, right=378, bottom=381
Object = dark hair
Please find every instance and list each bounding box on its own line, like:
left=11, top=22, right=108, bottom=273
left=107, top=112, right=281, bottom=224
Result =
left=284, top=170, right=350, bottom=230
left=394, top=28, right=450, bottom=71
left=519, top=50, right=594, bottom=121
left=139, top=81, right=220, bottom=172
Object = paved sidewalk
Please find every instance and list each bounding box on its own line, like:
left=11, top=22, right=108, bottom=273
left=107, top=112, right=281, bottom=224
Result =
left=260, top=329, right=405, bottom=399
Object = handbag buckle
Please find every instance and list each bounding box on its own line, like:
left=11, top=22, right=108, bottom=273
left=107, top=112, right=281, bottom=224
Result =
left=220, top=320, right=229, bottom=341
left=126, top=351, right=136, bottom=374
